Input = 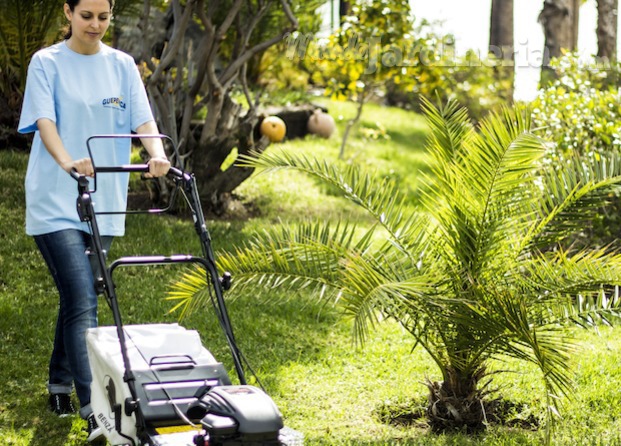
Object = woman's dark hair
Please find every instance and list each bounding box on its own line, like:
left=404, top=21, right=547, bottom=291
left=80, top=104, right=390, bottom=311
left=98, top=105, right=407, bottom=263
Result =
left=63, top=0, right=114, bottom=40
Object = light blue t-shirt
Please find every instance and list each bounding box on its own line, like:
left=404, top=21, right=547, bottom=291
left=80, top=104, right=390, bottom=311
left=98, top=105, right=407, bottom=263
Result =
left=18, top=41, right=154, bottom=236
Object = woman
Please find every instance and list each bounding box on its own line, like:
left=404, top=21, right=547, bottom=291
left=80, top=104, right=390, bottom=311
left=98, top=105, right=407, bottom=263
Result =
left=18, top=0, right=170, bottom=442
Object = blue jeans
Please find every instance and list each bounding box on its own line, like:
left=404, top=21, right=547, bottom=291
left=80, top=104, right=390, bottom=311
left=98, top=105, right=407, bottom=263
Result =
left=35, top=229, right=112, bottom=419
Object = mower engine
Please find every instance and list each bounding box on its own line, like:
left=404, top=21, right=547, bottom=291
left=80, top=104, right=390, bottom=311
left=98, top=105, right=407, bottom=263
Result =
left=188, top=386, right=284, bottom=445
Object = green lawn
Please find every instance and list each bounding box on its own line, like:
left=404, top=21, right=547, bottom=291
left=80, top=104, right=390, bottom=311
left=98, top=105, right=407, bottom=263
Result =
left=1, top=101, right=621, bottom=445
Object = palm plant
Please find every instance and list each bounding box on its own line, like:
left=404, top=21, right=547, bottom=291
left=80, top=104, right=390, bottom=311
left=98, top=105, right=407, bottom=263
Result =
left=0, top=0, right=64, bottom=144
left=0, top=0, right=63, bottom=97
left=168, top=99, right=621, bottom=435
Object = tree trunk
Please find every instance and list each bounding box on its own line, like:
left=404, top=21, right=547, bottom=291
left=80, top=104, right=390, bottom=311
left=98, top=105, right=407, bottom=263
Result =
left=538, top=0, right=580, bottom=85
left=189, top=94, right=270, bottom=214
left=339, top=86, right=367, bottom=159
left=489, top=0, right=514, bottom=101
left=489, top=0, right=514, bottom=57
left=596, top=0, right=618, bottom=62
left=130, top=0, right=298, bottom=214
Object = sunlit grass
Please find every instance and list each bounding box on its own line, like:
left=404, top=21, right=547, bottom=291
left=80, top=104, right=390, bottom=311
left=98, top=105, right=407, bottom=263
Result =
left=2, top=101, right=621, bottom=445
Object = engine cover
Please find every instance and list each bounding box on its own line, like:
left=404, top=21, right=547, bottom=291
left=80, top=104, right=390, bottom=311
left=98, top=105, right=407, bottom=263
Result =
left=193, top=385, right=284, bottom=445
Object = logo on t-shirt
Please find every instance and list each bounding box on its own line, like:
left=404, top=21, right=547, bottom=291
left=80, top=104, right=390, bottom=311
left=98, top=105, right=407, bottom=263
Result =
left=102, top=96, right=126, bottom=111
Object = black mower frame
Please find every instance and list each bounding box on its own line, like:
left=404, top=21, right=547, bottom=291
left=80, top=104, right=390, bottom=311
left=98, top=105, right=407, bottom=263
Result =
left=72, top=134, right=247, bottom=444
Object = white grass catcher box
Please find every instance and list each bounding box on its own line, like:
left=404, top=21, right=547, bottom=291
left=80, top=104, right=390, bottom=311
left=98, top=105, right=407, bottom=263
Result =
left=87, top=323, right=231, bottom=445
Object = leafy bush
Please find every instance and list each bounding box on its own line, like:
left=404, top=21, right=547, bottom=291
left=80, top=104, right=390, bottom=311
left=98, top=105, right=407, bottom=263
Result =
left=385, top=46, right=513, bottom=122
left=532, top=53, right=621, bottom=162
left=259, top=44, right=312, bottom=93
left=270, top=3, right=512, bottom=127
left=531, top=53, right=621, bottom=247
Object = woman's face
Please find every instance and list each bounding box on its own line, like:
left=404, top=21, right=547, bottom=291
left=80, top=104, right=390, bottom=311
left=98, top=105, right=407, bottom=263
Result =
left=64, top=0, right=112, bottom=54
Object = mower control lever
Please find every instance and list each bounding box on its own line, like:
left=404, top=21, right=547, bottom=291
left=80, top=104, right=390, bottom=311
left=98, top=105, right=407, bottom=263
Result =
left=70, top=169, right=94, bottom=222
left=220, top=272, right=232, bottom=290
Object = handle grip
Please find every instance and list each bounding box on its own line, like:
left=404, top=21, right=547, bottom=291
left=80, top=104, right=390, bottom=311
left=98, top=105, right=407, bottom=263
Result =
left=69, top=168, right=81, bottom=181
left=70, top=165, right=185, bottom=179
left=95, top=165, right=184, bottom=178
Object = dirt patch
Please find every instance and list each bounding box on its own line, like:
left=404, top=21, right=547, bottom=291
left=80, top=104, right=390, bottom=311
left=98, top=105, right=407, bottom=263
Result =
left=374, top=397, right=541, bottom=431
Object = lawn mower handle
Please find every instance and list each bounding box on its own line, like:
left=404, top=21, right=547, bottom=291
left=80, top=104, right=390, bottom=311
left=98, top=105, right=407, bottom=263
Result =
left=95, top=164, right=185, bottom=179
left=71, top=164, right=248, bottom=387
left=69, top=165, right=185, bottom=180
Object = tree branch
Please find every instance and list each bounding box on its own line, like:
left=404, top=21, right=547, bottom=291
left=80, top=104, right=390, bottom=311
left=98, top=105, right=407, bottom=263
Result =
left=195, top=3, right=221, bottom=92
left=139, top=0, right=155, bottom=71
left=215, top=0, right=244, bottom=41
left=150, top=0, right=197, bottom=85
left=219, top=0, right=298, bottom=86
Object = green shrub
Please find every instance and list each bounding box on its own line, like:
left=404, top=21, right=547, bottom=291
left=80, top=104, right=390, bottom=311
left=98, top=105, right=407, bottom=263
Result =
left=259, top=42, right=312, bottom=94
left=386, top=47, right=513, bottom=122
left=531, top=53, right=621, bottom=248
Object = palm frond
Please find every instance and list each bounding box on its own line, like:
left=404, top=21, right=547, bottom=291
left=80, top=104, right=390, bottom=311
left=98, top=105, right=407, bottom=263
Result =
left=420, top=102, right=547, bottom=284
left=165, top=266, right=211, bottom=319
left=420, top=96, right=473, bottom=164
left=569, top=288, right=621, bottom=328
left=465, top=109, right=538, bottom=187
left=527, top=248, right=621, bottom=293
left=518, top=249, right=621, bottom=327
left=455, top=109, right=545, bottom=271
left=450, top=288, right=576, bottom=403
left=237, top=149, right=426, bottom=253
left=527, top=154, right=621, bottom=249
left=337, top=249, right=439, bottom=343
left=168, top=221, right=373, bottom=316
left=501, top=327, right=575, bottom=403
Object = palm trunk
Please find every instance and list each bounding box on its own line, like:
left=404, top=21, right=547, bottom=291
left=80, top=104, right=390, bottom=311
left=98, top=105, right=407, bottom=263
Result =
left=426, top=366, right=488, bottom=432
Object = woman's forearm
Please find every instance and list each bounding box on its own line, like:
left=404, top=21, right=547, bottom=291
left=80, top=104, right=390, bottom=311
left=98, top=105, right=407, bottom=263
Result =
left=37, top=118, right=73, bottom=171
left=37, top=118, right=94, bottom=175
left=136, top=120, right=166, bottom=159
left=136, top=120, right=170, bottom=177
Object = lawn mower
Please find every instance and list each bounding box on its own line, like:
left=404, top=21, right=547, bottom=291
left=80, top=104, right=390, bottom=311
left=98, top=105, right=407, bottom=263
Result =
left=72, top=134, right=303, bottom=446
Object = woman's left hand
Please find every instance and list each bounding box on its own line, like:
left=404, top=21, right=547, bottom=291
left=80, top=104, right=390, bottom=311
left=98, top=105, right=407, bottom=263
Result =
left=146, top=156, right=171, bottom=178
